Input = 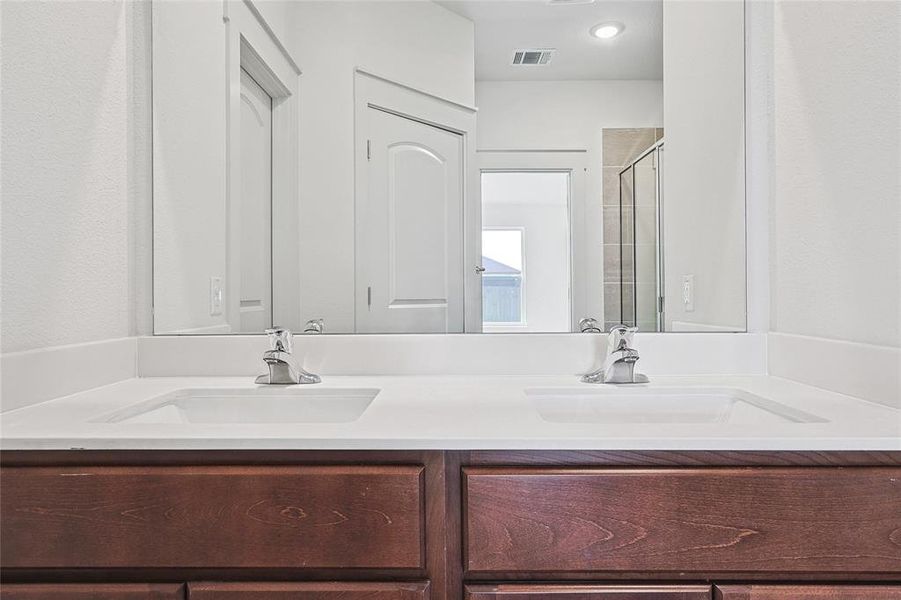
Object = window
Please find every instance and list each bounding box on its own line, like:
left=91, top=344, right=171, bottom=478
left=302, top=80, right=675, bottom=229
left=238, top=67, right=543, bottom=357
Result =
left=482, top=229, right=524, bottom=324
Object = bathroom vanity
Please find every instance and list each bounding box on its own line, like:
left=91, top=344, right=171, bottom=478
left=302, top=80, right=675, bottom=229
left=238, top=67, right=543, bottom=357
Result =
left=2, top=448, right=900, bottom=599
left=2, top=374, right=900, bottom=599
left=2, top=0, right=900, bottom=597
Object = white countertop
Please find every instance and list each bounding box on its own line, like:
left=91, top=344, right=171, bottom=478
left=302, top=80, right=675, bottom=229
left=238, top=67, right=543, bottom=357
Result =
left=1, top=375, right=899, bottom=451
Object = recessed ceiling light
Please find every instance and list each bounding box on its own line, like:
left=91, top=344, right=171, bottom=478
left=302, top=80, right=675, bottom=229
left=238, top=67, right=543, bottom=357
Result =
left=590, top=22, right=624, bottom=40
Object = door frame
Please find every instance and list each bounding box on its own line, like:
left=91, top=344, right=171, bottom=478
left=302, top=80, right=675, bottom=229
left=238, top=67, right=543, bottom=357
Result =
left=224, top=0, right=301, bottom=331
left=354, top=69, right=480, bottom=333
left=478, top=151, right=589, bottom=332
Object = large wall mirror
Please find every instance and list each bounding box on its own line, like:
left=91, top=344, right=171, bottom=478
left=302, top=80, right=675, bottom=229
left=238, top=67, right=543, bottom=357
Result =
left=152, top=0, right=746, bottom=335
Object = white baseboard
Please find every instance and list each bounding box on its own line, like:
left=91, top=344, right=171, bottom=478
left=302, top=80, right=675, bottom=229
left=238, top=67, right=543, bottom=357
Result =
left=768, top=333, right=901, bottom=409
left=1, top=338, right=137, bottom=413
left=138, top=333, right=766, bottom=378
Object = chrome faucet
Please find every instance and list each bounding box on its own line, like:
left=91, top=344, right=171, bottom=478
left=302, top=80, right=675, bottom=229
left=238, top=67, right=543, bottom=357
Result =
left=303, top=319, right=324, bottom=334
left=582, top=325, right=649, bottom=384
left=255, top=328, right=321, bottom=385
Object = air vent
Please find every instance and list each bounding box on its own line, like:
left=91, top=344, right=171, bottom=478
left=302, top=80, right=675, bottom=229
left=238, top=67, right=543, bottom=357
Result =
left=512, top=48, right=555, bottom=66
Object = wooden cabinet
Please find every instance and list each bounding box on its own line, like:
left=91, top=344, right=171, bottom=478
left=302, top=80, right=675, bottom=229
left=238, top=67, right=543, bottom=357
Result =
left=1, top=465, right=424, bottom=570
left=466, top=585, right=711, bottom=600
left=714, top=586, right=901, bottom=599
left=0, top=584, right=185, bottom=600
left=2, top=451, right=900, bottom=599
left=464, top=467, right=901, bottom=575
left=188, top=582, right=430, bottom=600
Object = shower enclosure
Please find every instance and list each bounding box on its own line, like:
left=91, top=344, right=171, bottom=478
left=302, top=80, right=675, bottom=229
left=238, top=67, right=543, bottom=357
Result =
left=618, top=141, right=664, bottom=331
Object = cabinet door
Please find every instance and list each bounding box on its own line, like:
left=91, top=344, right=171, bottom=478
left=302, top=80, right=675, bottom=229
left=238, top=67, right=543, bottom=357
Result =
left=189, top=582, right=429, bottom=600
left=1, top=465, right=424, bottom=570
left=464, top=468, right=901, bottom=575
left=466, top=584, right=711, bottom=600
left=715, top=586, right=901, bottom=599
left=0, top=584, right=184, bottom=600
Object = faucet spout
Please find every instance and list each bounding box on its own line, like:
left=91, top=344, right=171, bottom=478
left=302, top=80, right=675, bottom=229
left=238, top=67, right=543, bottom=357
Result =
left=581, top=325, right=649, bottom=384
left=255, top=329, right=321, bottom=385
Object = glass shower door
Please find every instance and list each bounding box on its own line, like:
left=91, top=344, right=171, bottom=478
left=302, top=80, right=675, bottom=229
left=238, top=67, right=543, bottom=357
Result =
left=618, top=143, right=664, bottom=331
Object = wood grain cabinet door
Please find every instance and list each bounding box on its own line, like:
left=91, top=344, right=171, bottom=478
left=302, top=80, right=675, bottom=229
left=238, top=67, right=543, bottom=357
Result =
left=714, top=586, right=901, bottom=599
left=188, top=582, right=430, bottom=600
left=466, top=584, right=711, bottom=600
left=1, top=465, right=424, bottom=570
left=464, top=468, right=901, bottom=575
left=0, top=584, right=185, bottom=600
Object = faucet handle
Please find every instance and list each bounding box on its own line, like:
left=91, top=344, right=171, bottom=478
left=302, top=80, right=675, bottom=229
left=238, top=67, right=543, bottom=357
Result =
left=579, top=317, right=602, bottom=333
left=264, top=327, right=293, bottom=353
left=608, top=325, right=639, bottom=351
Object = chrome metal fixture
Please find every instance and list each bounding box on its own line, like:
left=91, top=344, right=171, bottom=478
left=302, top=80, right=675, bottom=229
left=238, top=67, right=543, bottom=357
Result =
left=581, top=325, right=649, bottom=384
left=579, top=317, right=602, bottom=333
left=255, top=328, right=321, bottom=385
left=303, top=319, right=325, bottom=334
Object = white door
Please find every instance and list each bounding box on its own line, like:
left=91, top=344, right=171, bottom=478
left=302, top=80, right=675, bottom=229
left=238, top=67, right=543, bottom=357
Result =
left=238, top=68, right=272, bottom=332
left=356, top=107, right=465, bottom=333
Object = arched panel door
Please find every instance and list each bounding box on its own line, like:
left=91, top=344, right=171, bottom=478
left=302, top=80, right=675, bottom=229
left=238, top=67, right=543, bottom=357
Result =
left=357, top=107, right=464, bottom=333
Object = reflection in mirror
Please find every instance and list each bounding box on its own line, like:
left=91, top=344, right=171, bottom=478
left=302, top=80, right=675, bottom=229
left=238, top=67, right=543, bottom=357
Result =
left=152, top=0, right=746, bottom=335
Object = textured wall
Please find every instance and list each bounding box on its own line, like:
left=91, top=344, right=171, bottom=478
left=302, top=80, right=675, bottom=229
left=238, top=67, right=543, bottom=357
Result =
left=1, top=0, right=135, bottom=353
left=771, top=0, right=900, bottom=347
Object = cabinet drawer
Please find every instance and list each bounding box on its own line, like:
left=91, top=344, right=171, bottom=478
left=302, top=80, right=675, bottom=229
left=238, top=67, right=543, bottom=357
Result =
left=0, top=584, right=185, bottom=600
left=464, top=467, right=901, bottom=574
left=466, top=585, right=711, bottom=600
left=715, top=586, right=901, bottom=599
left=1, top=465, right=424, bottom=569
left=189, top=582, right=430, bottom=600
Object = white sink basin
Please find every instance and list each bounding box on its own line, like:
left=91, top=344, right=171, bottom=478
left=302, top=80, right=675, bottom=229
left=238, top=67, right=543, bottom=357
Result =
left=526, top=387, right=826, bottom=425
left=96, top=388, right=379, bottom=424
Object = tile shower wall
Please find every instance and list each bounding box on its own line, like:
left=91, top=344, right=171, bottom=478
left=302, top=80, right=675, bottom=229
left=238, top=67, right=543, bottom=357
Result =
left=602, top=128, right=662, bottom=331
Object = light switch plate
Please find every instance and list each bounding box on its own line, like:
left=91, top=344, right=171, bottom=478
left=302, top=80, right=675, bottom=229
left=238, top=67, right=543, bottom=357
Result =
left=209, top=276, right=223, bottom=316
left=682, top=274, right=695, bottom=312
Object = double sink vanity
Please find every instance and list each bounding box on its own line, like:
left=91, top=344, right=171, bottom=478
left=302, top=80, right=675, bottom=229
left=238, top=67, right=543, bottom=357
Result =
left=2, top=1, right=900, bottom=597
left=2, top=331, right=900, bottom=600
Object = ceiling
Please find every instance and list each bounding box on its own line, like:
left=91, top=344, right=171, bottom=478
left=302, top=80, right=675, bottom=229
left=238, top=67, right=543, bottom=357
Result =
left=437, top=0, right=663, bottom=81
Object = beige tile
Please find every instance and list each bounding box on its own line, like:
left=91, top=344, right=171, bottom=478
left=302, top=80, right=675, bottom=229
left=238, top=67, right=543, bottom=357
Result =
left=634, top=242, right=657, bottom=284
left=655, top=128, right=664, bottom=141
left=602, top=167, right=622, bottom=206
left=633, top=159, right=657, bottom=207
left=603, top=243, right=630, bottom=283
left=603, top=283, right=621, bottom=323
left=603, top=254, right=619, bottom=284
left=620, top=170, right=634, bottom=207
left=635, top=206, right=657, bottom=243
left=603, top=207, right=619, bottom=244
left=622, top=284, right=635, bottom=324
left=602, top=128, right=658, bottom=166
left=620, top=208, right=634, bottom=244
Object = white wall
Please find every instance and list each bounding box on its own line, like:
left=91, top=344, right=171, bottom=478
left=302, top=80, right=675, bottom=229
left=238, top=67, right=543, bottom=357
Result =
left=662, top=0, right=746, bottom=332
left=771, top=0, right=900, bottom=348
left=1, top=0, right=136, bottom=353
left=291, top=2, right=475, bottom=333
left=475, top=80, right=664, bottom=325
